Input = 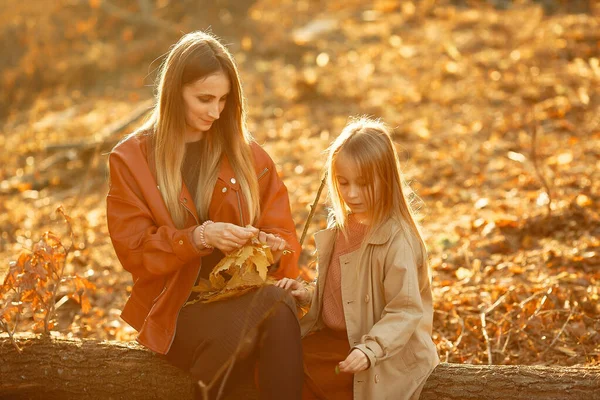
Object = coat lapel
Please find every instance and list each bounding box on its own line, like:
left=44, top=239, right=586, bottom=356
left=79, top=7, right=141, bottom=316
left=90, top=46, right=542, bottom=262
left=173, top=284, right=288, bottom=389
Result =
left=314, top=228, right=336, bottom=282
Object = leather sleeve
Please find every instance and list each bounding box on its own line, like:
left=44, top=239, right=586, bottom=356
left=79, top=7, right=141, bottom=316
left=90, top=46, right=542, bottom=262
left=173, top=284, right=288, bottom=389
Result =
left=253, top=145, right=301, bottom=279
left=106, top=151, right=211, bottom=279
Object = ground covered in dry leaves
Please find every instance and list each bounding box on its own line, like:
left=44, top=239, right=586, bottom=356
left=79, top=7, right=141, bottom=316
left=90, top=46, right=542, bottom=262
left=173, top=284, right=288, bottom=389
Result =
left=1, top=0, right=599, bottom=366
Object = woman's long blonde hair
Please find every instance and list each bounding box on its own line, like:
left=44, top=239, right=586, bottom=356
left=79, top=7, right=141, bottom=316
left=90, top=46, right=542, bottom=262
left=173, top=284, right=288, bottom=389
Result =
left=135, top=31, right=259, bottom=227
left=326, top=117, right=427, bottom=261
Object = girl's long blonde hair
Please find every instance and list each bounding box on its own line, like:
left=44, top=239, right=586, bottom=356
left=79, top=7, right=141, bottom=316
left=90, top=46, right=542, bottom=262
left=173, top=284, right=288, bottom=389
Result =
left=326, top=117, right=427, bottom=262
left=134, top=31, right=259, bottom=227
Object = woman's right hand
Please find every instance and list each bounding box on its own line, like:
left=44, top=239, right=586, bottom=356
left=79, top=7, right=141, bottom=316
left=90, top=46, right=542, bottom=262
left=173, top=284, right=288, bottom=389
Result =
left=196, top=222, right=258, bottom=253
left=276, top=277, right=311, bottom=305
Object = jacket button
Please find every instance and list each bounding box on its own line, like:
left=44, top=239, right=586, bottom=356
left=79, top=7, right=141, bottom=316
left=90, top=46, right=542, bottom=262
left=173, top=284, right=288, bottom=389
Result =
left=222, top=187, right=227, bottom=193
left=374, top=374, right=380, bottom=383
left=230, top=178, right=236, bottom=184
left=183, top=198, right=187, bottom=204
left=364, top=294, right=370, bottom=303
left=178, top=240, right=184, bottom=245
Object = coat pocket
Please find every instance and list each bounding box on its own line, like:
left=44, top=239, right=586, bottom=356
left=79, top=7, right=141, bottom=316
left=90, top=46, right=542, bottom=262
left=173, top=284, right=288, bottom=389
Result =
left=402, top=345, right=431, bottom=382
left=401, top=345, right=418, bottom=368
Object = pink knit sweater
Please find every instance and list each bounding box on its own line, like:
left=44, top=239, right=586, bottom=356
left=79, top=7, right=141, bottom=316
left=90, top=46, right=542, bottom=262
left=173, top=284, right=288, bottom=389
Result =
left=321, top=216, right=368, bottom=331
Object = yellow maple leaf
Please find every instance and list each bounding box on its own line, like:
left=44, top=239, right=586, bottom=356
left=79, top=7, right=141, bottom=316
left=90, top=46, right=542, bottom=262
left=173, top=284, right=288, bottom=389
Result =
left=188, top=237, right=276, bottom=305
left=226, top=261, right=265, bottom=290
left=209, top=270, right=227, bottom=290
left=253, top=251, right=271, bottom=281
left=190, top=279, right=212, bottom=292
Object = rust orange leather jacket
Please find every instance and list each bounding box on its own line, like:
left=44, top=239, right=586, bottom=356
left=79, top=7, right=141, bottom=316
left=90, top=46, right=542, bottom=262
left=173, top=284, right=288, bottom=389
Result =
left=106, top=133, right=301, bottom=354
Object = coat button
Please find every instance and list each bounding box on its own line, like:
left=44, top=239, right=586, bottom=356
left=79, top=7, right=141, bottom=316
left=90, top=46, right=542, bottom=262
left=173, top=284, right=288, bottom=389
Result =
left=364, top=294, right=370, bottom=303
left=183, top=198, right=187, bottom=204
left=222, top=187, right=228, bottom=193
left=374, top=374, right=380, bottom=383
left=178, top=240, right=184, bottom=245
left=230, top=178, right=236, bottom=184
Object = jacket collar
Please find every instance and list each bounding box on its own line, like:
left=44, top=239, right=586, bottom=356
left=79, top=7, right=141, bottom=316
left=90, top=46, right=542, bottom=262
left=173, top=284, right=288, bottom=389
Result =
left=217, top=153, right=241, bottom=191
left=141, top=133, right=199, bottom=221
left=142, top=132, right=242, bottom=192
left=314, top=228, right=336, bottom=258
left=314, top=218, right=401, bottom=249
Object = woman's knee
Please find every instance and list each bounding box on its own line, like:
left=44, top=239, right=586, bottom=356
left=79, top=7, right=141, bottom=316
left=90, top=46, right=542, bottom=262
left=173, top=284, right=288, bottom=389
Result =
left=263, top=310, right=300, bottom=352
left=260, top=285, right=293, bottom=304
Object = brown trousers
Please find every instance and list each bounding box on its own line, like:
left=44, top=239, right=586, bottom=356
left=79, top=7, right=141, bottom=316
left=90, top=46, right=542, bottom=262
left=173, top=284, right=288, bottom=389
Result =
left=302, top=327, right=353, bottom=400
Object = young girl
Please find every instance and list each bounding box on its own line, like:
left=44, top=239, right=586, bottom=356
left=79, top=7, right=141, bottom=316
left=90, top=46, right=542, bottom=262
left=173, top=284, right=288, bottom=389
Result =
left=278, top=117, right=439, bottom=400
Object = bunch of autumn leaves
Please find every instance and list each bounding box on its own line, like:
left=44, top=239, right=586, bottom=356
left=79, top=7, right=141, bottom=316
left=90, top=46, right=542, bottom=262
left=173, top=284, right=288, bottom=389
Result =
left=0, top=206, right=95, bottom=351
left=187, top=236, right=276, bottom=305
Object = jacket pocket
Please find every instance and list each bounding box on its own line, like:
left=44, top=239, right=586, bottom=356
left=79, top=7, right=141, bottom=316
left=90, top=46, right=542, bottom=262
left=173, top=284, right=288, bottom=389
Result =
left=257, top=167, right=269, bottom=181
left=151, top=285, right=168, bottom=306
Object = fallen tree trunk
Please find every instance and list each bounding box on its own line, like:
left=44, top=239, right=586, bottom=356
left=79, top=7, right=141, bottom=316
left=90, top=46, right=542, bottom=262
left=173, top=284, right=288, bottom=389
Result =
left=1, top=336, right=599, bottom=400
left=420, top=363, right=600, bottom=399
left=0, top=336, right=194, bottom=400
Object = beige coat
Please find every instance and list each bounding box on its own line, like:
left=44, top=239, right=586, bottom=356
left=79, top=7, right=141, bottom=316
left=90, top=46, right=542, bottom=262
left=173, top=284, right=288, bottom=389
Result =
left=300, top=218, right=439, bottom=400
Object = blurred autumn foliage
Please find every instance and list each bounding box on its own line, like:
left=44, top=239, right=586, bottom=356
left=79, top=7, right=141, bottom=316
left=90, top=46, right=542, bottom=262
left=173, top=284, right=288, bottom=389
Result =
left=1, top=0, right=599, bottom=367
left=0, top=206, right=94, bottom=352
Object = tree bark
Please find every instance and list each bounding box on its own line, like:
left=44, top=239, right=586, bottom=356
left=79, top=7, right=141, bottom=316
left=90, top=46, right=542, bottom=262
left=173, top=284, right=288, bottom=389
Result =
left=420, top=363, right=600, bottom=400
left=1, top=336, right=599, bottom=400
left=0, top=336, right=194, bottom=400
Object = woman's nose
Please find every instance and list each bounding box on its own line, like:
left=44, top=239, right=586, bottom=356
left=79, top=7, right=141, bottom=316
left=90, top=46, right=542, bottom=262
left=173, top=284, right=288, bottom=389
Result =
left=208, top=102, right=220, bottom=119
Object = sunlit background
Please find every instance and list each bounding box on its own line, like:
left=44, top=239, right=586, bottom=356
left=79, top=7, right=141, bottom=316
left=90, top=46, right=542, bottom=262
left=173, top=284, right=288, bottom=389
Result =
left=1, top=0, right=599, bottom=366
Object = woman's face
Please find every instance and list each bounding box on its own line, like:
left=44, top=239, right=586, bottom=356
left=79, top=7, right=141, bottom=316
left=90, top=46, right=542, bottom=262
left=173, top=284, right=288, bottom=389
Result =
left=182, top=71, right=230, bottom=142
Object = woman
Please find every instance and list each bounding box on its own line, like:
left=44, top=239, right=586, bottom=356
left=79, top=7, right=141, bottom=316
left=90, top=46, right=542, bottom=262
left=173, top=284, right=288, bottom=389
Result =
left=106, top=31, right=303, bottom=399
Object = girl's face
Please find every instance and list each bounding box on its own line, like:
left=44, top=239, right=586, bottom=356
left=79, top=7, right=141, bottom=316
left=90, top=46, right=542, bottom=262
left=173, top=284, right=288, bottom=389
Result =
left=334, top=151, right=379, bottom=224
left=182, top=71, right=230, bottom=142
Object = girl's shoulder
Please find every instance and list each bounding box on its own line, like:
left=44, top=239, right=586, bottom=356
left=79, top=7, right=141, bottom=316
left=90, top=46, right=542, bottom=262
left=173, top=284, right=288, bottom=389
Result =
left=367, top=217, right=403, bottom=245
left=384, top=219, right=425, bottom=266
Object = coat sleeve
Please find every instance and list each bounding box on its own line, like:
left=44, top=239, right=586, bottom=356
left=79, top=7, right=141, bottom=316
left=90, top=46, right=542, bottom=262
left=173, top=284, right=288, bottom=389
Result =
left=106, top=151, right=212, bottom=279
left=353, top=234, right=424, bottom=367
left=253, top=146, right=301, bottom=279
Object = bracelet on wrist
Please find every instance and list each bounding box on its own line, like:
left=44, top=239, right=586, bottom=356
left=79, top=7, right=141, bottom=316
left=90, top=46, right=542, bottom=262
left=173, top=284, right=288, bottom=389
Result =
left=199, top=220, right=214, bottom=249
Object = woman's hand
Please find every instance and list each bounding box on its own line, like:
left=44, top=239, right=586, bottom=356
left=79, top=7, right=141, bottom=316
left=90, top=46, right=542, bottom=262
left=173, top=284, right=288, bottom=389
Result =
left=275, top=277, right=311, bottom=305
left=339, top=349, right=370, bottom=374
left=197, top=222, right=258, bottom=253
left=257, top=230, right=288, bottom=263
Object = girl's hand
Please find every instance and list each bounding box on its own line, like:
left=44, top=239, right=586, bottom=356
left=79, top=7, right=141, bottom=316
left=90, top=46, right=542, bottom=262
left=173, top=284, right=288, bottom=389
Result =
left=275, top=277, right=310, bottom=305
left=257, top=230, right=287, bottom=263
left=199, top=222, right=258, bottom=253
left=339, top=349, right=370, bottom=374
